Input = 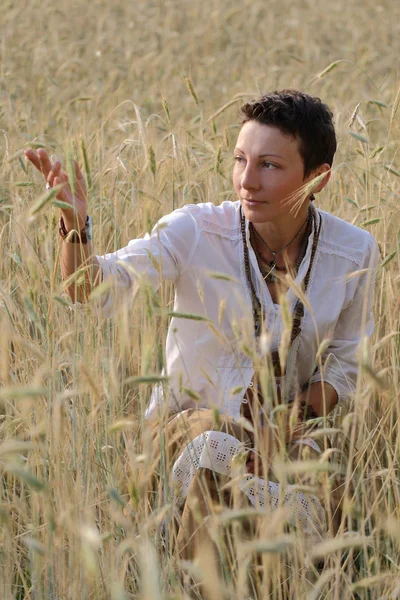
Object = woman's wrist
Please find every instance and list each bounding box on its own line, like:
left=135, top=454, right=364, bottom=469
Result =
left=298, top=400, right=319, bottom=422
left=59, top=215, right=92, bottom=244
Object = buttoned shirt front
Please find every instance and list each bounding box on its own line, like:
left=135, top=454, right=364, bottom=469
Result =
left=97, top=200, right=379, bottom=421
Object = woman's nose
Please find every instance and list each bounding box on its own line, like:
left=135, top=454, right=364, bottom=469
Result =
left=241, top=164, right=260, bottom=191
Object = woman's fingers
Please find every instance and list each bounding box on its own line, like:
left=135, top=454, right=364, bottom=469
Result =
left=53, top=172, right=72, bottom=204
left=24, top=149, right=42, bottom=173
left=25, top=150, right=87, bottom=228
left=24, top=148, right=54, bottom=180
left=74, top=159, right=84, bottom=180
left=37, top=148, right=53, bottom=177
left=74, top=160, right=87, bottom=197
left=47, top=161, right=61, bottom=187
left=25, top=150, right=86, bottom=199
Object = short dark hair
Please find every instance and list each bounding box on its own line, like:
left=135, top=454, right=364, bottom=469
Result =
left=239, top=89, right=337, bottom=178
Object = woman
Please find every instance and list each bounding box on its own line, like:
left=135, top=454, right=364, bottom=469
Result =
left=25, top=90, right=378, bottom=559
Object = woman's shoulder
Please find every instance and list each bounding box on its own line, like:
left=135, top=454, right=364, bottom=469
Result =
left=179, top=200, right=240, bottom=220
left=318, top=209, right=378, bottom=266
left=165, top=200, right=241, bottom=236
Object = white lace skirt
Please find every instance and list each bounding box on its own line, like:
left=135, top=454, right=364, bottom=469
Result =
left=171, top=428, right=326, bottom=538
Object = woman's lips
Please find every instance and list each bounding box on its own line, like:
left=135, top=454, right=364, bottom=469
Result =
left=242, top=198, right=266, bottom=206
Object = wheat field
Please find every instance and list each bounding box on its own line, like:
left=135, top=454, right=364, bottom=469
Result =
left=1, top=0, right=400, bottom=598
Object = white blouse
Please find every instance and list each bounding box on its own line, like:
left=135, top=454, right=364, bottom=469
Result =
left=97, top=201, right=379, bottom=421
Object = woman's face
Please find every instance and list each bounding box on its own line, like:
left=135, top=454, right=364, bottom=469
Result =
left=233, top=120, right=325, bottom=223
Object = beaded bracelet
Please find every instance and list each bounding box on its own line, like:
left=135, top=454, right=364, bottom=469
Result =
left=299, top=400, right=319, bottom=422
left=59, top=215, right=92, bottom=244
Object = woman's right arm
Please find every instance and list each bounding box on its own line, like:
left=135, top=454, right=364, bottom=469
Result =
left=25, top=148, right=100, bottom=303
left=25, top=149, right=201, bottom=312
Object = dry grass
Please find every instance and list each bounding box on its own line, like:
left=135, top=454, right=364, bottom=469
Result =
left=1, top=0, right=400, bottom=598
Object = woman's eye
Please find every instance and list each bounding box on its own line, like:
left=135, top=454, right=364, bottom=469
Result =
left=234, top=156, right=277, bottom=170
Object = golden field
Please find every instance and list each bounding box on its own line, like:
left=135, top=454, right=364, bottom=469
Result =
left=1, top=0, right=400, bottom=597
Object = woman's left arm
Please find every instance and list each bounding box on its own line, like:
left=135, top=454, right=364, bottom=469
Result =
left=301, top=234, right=380, bottom=418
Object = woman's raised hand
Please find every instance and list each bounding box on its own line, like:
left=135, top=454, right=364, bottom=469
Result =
left=24, top=148, right=87, bottom=231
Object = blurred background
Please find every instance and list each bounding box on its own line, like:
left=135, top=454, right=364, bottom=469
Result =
left=1, top=0, right=400, bottom=598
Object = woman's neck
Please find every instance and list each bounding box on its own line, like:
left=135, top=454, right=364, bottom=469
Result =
left=252, top=203, right=311, bottom=257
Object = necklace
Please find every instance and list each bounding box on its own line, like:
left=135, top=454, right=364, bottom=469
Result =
left=241, top=205, right=322, bottom=379
left=250, top=209, right=313, bottom=283
left=250, top=209, right=311, bottom=282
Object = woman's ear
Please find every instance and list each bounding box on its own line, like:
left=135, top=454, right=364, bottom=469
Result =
left=312, top=163, right=332, bottom=194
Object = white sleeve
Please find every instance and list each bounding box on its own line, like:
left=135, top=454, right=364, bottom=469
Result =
left=95, top=206, right=202, bottom=316
left=309, top=235, right=379, bottom=403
